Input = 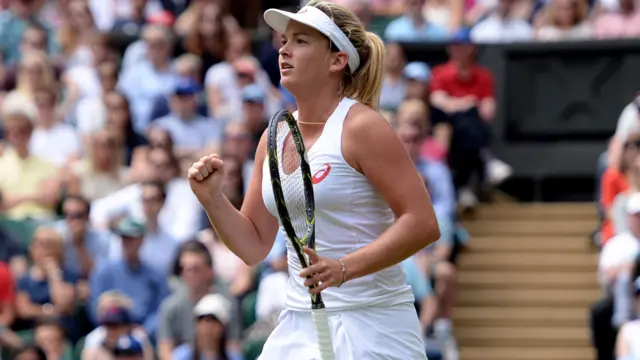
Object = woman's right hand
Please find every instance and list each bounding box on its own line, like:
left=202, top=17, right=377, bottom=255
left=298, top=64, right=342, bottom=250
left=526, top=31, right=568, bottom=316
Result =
left=188, top=154, right=227, bottom=205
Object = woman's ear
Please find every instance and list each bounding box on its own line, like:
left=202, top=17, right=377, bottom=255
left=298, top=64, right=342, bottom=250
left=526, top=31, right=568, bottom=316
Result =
left=328, top=52, right=349, bottom=74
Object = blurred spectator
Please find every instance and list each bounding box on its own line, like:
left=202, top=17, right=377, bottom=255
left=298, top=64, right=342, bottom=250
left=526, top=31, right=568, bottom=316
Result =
left=29, top=86, right=81, bottom=167
left=66, top=128, right=130, bottom=202
left=11, top=345, right=47, bottom=360
left=242, top=84, right=269, bottom=143
left=594, top=0, right=640, bottom=38
left=89, top=217, right=170, bottom=337
left=0, top=92, right=61, bottom=221
left=14, top=227, right=79, bottom=341
left=615, top=276, right=640, bottom=359
left=112, top=0, right=152, bottom=35
left=179, top=2, right=227, bottom=73
left=89, top=0, right=163, bottom=32
left=197, top=226, right=253, bottom=298
left=74, top=60, right=117, bottom=137
left=173, top=0, right=239, bottom=37
left=157, top=241, right=241, bottom=360
left=110, top=334, right=145, bottom=360
left=0, top=261, right=22, bottom=352
left=117, top=24, right=177, bottom=133
left=221, top=123, right=255, bottom=194
left=150, top=77, right=224, bottom=158
left=128, top=127, right=174, bottom=184
left=384, top=0, right=449, bottom=42
left=404, top=61, right=432, bottom=103
left=600, top=132, right=640, bottom=243
left=380, top=43, right=407, bottom=111
left=149, top=53, right=208, bottom=120
left=612, top=156, right=640, bottom=236
left=598, top=193, right=640, bottom=327
left=535, top=0, right=593, bottom=41
left=171, top=294, right=242, bottom=360
left=57, top=0, right=97, bottom=69
left=258, top=29, right=282, bottom=88
left=33, top=318, right=67, bottom=360
left=82, top=291, right=153, bottom=360
left=0, top=0, right=58, bottom=65
left=54, top=195, right=117, bottom=279
left=396, top=99, right=447, bottom=162
left=10, top=50, right=56, bottom=101
left=470, top=0, right=534, bottom=43
left=204, top=32, right=278, bottom=121
left=255, top=244, right=287, bottom=322
left=90, top=147, right=202, bottom=242
left=605, top=94, right=640, bottom=182
left=396, top=121, right=459, bottom=359
left=423, top=0, right=463, bottom=31
left=401, top=256, right=438, bottom=350
left=110, top=181, right=179, bottom=276
left=102, top=91, right=148, bottom=166
left=430, top=30, right=495, bottom=209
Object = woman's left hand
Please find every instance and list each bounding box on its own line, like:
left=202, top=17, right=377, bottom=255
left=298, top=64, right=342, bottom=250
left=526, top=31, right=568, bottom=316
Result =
left=299, top=248, right=343, bottom=294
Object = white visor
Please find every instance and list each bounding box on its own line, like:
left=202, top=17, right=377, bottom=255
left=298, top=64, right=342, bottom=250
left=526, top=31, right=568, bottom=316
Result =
left=264, top=6, right=361, bottom=73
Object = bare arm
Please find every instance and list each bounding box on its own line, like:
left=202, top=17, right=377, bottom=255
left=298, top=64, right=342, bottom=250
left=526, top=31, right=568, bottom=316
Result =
left=195, top=132, right=279, bottom=266
left=339, top=107, right=440, bottom=281
left=15, top=292, right=47, bottom=320
left=157, top=340, right=174, bottom=360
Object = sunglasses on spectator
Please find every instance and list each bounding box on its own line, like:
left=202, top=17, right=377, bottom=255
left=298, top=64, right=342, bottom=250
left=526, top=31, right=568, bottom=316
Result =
left=142, top=196, right=163, bottom=204
left=626, top=140, right=640, bottom=148
left=65, top=211, right=87, bottom=220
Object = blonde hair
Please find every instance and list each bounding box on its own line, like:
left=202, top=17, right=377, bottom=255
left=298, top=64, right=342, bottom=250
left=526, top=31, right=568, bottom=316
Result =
left=32, top=227, right=64, bottom=260
left=174, top=53, right=203, bottom=76
left=396, top=99, right=430, bottom=135
left=16, top=50, right=55, bottom=97
left=307, top=0, right=386, bottom=109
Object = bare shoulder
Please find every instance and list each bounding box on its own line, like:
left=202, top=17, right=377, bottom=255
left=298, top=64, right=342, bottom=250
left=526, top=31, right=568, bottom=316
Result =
left=343, top=103, right=393, bottom=136
left=342, top=103, right=400, bottom=172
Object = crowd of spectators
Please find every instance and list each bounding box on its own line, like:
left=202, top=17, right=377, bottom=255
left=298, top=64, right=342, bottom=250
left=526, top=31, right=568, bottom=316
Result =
left=591, top=92, right=640, bottom=360
left=0, top=0, right=634, bottom=359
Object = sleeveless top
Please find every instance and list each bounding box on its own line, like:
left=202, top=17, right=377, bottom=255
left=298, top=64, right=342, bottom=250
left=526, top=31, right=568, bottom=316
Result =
left=261, top=97, right=415, bottom=311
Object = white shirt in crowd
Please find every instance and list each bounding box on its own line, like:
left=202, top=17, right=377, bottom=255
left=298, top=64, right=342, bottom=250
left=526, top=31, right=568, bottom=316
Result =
left=30, top=123, right=82, bottom=166
left=89, top=179, right=202, bottom=242
left=470, top=15, right=533, bottom=43
left=256, top=272, right=288, bottom=321
left=614, top=99, right=640, bottom=141
left=598, top=232, right=640, bottom=285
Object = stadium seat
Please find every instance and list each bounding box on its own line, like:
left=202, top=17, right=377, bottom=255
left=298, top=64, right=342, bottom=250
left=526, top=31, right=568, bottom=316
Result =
left=242, top=291, right=258, bottom=330
left=0, top=217, right=38, bottom=251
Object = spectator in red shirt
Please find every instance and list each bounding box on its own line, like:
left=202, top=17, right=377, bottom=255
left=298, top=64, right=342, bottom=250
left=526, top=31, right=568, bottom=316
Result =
left=429, top=28, right=496, bottom=209
left=0, top=261, right=23, bottom=352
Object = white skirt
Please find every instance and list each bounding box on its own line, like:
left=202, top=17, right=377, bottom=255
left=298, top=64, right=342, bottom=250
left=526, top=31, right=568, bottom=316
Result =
left=258, top=302, right=428, bottom=360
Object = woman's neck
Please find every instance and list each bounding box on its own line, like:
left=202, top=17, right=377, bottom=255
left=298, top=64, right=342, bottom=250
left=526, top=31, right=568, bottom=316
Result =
left=295, top=87, right=343, bottom=125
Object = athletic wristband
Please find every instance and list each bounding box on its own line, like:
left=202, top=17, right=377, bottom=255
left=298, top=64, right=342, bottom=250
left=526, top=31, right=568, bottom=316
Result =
left=337, top=259, right=346, bottom=287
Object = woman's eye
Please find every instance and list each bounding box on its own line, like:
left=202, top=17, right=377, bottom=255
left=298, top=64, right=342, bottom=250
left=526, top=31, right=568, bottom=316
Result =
left=296, top=39, right=306, bottom=44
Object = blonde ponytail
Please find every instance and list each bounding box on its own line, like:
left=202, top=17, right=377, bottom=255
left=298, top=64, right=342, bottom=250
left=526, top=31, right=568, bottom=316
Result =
left=309, top=1, right=386, bottom=110
left=347, top=32, right=386, bottom=110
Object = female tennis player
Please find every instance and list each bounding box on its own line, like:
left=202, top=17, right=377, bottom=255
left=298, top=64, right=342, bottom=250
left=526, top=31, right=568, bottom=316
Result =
left=188, top=1, right=440, bottom=358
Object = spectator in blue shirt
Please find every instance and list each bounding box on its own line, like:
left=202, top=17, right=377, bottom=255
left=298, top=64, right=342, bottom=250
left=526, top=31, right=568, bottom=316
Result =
left=14, top=227, right=80, bottom=341
left=54, top=195, right=118, bottom=279
left=150, top=77, right=225, bottom=157
left=385, top=0, right=449, bottom=42
left=117, top=24, right=177, bottom=134
left=89, top=217, right=170, bottom=339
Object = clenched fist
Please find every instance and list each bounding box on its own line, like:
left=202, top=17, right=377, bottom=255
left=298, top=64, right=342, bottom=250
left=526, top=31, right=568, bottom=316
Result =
left=188, top=154, right=226, bottom=204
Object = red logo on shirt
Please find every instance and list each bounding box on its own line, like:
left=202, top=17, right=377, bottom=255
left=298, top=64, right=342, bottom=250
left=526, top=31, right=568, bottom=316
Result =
left=312, top=164, right=331, bottom=184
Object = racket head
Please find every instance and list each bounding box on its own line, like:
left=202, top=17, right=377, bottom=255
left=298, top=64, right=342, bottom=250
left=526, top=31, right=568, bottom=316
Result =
left=266, top=110, right=316, bottom=259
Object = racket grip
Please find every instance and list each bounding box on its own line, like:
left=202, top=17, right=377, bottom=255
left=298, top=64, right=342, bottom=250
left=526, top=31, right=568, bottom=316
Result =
left=312, top=308, right=335, bottom=360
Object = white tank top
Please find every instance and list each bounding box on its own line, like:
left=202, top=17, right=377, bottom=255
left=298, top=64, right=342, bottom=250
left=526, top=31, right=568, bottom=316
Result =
left=262, top=97, right=415, bottom=311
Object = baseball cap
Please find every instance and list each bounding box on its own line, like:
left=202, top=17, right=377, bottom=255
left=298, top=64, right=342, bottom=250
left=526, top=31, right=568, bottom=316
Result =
left=403, top=62, right=431, bottom=83
left=99, top=305, right=132, bottom=326
left=451, top=28, right=473, bottom=45
left=242, top=84, right=266, bottom=104
left=113, top=218, right=145, bottom=238
left=112, top=335, right=144, bottom=356
left=194, top=294, right=231, bottom=326
left=173, top=77, right=199, bottom=96
left=264, top=6, right=360, bottom=73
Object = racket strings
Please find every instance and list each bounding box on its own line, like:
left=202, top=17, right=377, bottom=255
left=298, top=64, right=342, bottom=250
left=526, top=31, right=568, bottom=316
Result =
left=277, top=121, right=309, bottom=244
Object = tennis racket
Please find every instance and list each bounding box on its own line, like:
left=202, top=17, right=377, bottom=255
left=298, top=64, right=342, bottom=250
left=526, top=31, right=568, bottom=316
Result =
left=266, top=110, right=335, bottom=360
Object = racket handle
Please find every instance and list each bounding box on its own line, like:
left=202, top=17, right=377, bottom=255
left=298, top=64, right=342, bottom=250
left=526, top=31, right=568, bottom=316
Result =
left=312, top=308, right=335, bottom=360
